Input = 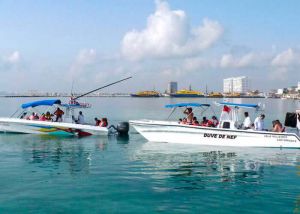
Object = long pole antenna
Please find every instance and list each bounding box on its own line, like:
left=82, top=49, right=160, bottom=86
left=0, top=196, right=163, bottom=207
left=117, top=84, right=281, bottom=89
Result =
left=74, top=76, right=132, bottom=100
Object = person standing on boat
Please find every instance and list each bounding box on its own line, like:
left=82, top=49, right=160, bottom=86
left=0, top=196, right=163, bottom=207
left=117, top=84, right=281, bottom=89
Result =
left=211, top=116, right=219, bottom=127
left=76, top=111, right=85, bottom=124
left=242, top=112, right=252, bottom=129
left=254, top=114, right=265, bottom=131
left=54, top=107, right=64, bottom=122
left=184, top=107, right=194, bottom=124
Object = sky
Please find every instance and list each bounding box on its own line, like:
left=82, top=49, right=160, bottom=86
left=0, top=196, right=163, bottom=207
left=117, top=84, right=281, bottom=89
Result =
left=0, top=0, right=300, bottom=93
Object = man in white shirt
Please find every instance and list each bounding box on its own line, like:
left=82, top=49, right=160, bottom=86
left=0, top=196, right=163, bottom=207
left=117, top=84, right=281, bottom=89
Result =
left=77, top=111, right=85, bottom=124
left=254, top=114, right=265, bottom=131
left=243, top=112, right=252, bottom=129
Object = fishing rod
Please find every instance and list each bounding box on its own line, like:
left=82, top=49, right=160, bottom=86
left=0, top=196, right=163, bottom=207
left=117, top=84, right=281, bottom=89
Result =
left=73, top=76, right=132, bottom=100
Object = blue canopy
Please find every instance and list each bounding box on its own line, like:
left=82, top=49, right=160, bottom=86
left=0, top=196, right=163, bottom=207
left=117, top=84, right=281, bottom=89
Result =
left=165, top=103, right=210, bottom=108
left=21, top=99, right=61, bottom=109
left=217, top=102, right=259, bottom=108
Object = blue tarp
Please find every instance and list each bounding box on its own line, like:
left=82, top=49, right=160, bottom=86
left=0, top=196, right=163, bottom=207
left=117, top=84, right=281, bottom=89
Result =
left=21, top=99, right=61, bottom=109
left=217, top=102, right=259, bottom=108
left=165, top=103, right=210, bottom=108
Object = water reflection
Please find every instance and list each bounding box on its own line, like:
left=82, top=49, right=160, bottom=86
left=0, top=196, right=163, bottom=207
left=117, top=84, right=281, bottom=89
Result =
left=132, top=143, right=300, bottom=190
left=0, top=134, right=109, bottom=175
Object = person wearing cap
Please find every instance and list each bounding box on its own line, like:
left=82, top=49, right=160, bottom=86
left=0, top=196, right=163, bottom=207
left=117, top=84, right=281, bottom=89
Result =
left=254, top=114, right=265, bottom=131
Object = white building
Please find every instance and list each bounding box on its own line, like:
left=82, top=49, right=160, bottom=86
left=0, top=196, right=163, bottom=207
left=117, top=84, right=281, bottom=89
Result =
left=277, top=89, right=284, bottom=95
left=168, top=82, right=178, bottom=94
left=223, top=76, right=249, bottom=94
left=297, top=82, right=300, bottom=91
left=223, top=78, right=233, bottom=94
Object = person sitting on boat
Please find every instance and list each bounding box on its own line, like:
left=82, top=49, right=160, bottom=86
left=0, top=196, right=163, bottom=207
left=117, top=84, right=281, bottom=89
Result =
left=193, top=120, right=200, bottom=126
left=45, top=111, right=52, bottom=121
left=29, top=113, right=35, bottom=120
left=272, top=120, right=284, bottom=132
left=54, top=107, right=64, bottom=122
left=254, top=114, right=265, bottom=131
left=34, top=113, right=39, bottom=120
left=39, top=113, right=46, bottom=121
left=181, top=118, right=187, bottom=124
left=178, top=118, right=182, bottom=124
left=95, top=117, right=100, bottom=126
left=184, top=107, right=194, bottom=124
left=200, top=117, right=213, bottom=127
left=99, top=118, right=108, bottom=127
left=76, top=111, right=85, bottom=124
left=211, top=116, right=219, bottom=127
left=192, top=117, right=198, bottom=125
left=242, top=112, right=252, bottom=129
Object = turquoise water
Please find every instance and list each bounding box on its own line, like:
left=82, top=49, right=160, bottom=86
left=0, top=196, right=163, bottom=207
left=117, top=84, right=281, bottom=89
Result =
left=0, top=97, right=300, bottom=213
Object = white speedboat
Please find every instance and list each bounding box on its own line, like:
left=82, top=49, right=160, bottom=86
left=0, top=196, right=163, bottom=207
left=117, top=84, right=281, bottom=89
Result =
left=130, top=102, right=300, bottom=148
left=0, top=99, right=109, bottom=136
left=0, top=77, right=132, bottom=137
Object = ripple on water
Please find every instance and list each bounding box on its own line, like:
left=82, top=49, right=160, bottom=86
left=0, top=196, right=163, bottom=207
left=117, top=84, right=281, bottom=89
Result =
left=0, top=133, right=299, bottom=213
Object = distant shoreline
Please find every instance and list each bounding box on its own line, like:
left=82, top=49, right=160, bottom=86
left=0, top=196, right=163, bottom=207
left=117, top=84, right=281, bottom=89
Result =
left=0, top=95, right=281, bottom=99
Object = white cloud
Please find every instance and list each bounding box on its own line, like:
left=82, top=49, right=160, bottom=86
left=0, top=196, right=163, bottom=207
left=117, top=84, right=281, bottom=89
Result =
left=183, top=57, right=217, bottom=71
left=76, top=49, right=97, bottom=65
left=1, top=51, right=21, bottom=65
left=271, top=48, right=298, bottom=66
left=69, top=49, right=97, bottom=79
left=269, top=48, right=300, bottom=80
left=220, top=54, right=235, bottom=68
left=121, top=0, right=223, bottom=61
left=5, top=51, right=21, bottom=64
left=219, top=52, right=268, bottom=69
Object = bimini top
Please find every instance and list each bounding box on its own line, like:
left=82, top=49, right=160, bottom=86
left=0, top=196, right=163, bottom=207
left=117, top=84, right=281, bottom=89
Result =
left=165, top=103, right=210, bottom=108
left=21, top=99, right=62, bottom=109
left=216, top=102, right=259, bottom=109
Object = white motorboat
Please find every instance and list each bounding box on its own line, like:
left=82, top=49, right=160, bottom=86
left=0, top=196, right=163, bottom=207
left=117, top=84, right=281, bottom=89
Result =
left=0, top=99, right=109, bottom=136
left=0, top=77, right=133, bottom=137
left=130, top=102, right=300, bottom=148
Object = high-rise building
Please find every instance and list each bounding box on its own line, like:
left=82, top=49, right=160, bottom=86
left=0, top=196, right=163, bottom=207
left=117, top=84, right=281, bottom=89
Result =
left=297, top=82, right=300, bottom=91
left=223, top=76, right=249, bottom=94
left=168, top=82, right=178, bottom=94
left=223, top=78, right=233, bottom=94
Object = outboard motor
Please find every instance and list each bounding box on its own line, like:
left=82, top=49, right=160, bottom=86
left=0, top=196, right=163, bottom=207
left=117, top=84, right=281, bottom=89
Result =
left=116, top=122, right=129, bottom=136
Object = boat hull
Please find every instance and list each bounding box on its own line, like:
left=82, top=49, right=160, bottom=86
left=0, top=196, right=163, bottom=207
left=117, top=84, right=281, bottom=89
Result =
left=130, top=120, right=300, bottom=148
left=170, top=94, right=204, bottom=97
left=0, top=118, right=108, bottom=136
left=130, top=94, right=160, bottom=97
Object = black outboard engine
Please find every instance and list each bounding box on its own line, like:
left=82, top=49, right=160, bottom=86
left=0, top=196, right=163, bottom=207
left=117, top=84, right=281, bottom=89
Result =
left=116, top=122, right=129, bottom=136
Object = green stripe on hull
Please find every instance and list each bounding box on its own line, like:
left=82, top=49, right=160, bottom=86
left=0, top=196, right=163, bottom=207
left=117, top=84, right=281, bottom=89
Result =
left=48, top=130, right=75, bottom=136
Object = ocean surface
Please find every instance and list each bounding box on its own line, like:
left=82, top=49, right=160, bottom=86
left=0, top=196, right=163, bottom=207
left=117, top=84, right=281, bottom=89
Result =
left=0, top=97, right=300, bottom=213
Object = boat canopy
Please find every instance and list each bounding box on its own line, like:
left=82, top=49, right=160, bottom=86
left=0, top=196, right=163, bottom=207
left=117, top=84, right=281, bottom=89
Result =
left=165, top=103, right=210, bottom=108
left=216, top=102, right=259, bottom=109
left=21, top=99, right=62, bottom=109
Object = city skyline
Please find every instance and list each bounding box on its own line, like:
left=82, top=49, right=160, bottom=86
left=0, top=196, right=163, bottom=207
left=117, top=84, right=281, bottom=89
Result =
left=1, top=0, right=300, bottom=93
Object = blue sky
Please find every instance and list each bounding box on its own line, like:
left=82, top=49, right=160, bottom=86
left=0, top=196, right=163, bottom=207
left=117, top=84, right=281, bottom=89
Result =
left=0, top=0, right=299, bottom=93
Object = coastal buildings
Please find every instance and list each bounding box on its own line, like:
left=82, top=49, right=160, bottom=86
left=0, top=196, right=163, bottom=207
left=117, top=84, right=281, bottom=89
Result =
left=168, top=82, right=178, bottom=94
left=223, top=76, right=249, bottom=94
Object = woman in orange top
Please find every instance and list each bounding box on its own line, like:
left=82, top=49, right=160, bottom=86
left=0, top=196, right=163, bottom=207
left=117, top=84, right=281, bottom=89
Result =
left=99, top=118, right=108, bottom=127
